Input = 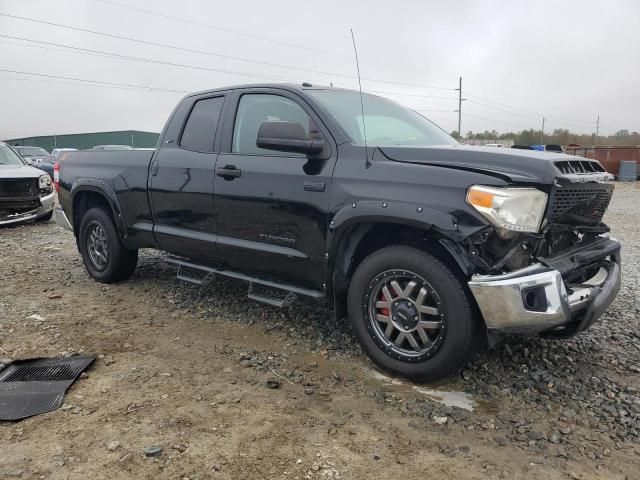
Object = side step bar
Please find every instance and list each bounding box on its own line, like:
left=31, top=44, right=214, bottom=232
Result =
left=165, top=256, right=324, bottom=306
left=176, top=263, right=216, bottom=286
left=248, top=283, right=297, bottom=308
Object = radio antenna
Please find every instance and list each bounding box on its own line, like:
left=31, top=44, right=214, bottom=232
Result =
left=350, top=28, right=370, bottom=167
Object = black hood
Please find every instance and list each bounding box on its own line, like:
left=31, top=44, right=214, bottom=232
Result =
left=378, top=144, right=591, bottom=184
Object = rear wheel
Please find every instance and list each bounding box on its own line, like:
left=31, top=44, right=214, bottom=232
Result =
left=347, top=245, right=483, bottom=382
left=78, top=206, right=138, bottom=283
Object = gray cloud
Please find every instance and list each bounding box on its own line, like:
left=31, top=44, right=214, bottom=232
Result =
left=1, top=0, right=638, bottom=139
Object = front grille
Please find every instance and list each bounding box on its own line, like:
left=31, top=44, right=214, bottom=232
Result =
left=554, top=160, right=605, bottom=175
left=0, top=199, right=40, bottom=216
left=0, top=178, right=38, bottom=197
left=547, top=182, right=614, bottom=224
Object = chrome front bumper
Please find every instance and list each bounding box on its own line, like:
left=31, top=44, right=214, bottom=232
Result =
left=468, top=260, right=621, bottom=334
left=38, top=191, right=55, bottom=216
left=55, top=207, right=73, bottom=231
left=0, top=192, right=55, bottom=226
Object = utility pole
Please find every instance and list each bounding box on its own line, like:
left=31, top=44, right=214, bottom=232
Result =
left=596, top=114, right=600, bottom=141
left=540, top=117, right=545, bottom=145
left=456, top=76, right=462, bottom=139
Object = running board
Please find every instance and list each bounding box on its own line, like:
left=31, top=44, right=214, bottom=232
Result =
left=165, top=256, right=324, bottom=304
left=248, top=283, right=297, bottom=308
left=176, top=263, right=216, bottom=286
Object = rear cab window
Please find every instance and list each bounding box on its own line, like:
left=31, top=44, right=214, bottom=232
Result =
left=180, top=96, right=225, bottom=152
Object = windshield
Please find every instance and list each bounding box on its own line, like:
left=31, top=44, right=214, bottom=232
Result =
left=15, top=146, right=49, bottom=157
left=0, top=144, right=26, bottom=166
left=308, top=90, right=457, bottom=147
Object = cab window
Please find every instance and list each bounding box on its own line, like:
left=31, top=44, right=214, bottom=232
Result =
left=180, top=96, right=225, bottom=152
left=232, top=94, right=310, bottom=155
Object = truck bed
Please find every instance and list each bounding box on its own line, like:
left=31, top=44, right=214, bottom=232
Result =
left=58, top=150, right=155, bottom=243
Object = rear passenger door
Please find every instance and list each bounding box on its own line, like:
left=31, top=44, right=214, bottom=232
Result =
left=148, top=93, right=227, bottom=261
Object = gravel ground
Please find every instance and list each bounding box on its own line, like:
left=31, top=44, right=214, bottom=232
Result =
left=0, top=182, right=639, bottom=479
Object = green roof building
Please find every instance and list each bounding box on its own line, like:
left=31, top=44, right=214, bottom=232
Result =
left=3, top=130, right=159, bottom=152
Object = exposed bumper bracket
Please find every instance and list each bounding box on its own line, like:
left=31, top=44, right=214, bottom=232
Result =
left=469, top=254, right=621, bottom=334
left=55, top=207, right=73, bottom=231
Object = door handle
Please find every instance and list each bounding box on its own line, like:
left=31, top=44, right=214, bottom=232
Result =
left=216, top=165, right=242, bottom=180
left=151, top=160, right=159, bottom=177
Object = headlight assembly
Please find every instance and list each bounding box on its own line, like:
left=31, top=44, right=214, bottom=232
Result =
left=39, top=174, right=52, bottom=191
left=466, top=185, right=547, bottom=233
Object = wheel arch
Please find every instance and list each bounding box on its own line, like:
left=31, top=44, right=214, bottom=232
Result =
left=71, top=180, right=128, bottom=242
left=326, top=203, right=478, bottom=319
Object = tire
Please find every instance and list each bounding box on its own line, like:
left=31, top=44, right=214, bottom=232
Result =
left=37, top=211, right=54, bottom=222
left=78, top=206, right=138, bottom=283
left=347, top=245, right=483, bottom=382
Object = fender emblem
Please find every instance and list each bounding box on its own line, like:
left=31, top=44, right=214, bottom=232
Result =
left=304, top=181, right=325, bottom=192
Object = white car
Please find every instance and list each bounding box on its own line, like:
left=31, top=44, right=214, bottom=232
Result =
left=0, top=143, right=55, bottom=225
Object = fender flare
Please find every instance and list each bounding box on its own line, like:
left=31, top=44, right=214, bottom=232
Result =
left=70, top=179, right=128, bottom=240
left=327, top=199, right=463, bottom=252
left=325, top=200, right=469, bottom=292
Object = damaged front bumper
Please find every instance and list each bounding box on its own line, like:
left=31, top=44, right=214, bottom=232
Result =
left=0, top=191, right=55, bottom=226
left=468, top=237, right=621, bottom=335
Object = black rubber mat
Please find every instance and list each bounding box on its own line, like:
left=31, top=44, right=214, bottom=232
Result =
left=0, top=356, right=95, bottom=421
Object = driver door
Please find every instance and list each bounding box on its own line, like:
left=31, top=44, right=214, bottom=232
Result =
left=213, top=88, right=336, bottom=290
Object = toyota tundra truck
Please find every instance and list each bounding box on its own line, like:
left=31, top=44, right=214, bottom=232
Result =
left=55, top=83, right=621, bottom=382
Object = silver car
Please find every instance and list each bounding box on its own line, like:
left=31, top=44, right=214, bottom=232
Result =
left=12, top=145, right=50, bottom=167
left=0, top=142, right=55, bottom=226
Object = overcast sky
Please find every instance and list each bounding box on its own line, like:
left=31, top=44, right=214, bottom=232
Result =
left=1, top=0, right=638, bottom=140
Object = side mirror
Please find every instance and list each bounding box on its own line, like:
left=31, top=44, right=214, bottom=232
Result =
left=256, top=121, right=325, bottom=156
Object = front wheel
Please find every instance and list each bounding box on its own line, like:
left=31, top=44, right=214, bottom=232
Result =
left=347, top=245, right=483, bottom=382
left=78, top=206, right=138, bottom=283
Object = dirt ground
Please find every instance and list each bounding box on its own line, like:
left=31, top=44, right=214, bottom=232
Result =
left=1, top=184, right=639, bottom=480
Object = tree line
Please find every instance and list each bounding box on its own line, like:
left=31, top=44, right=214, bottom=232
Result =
left=450, top=128, right=640, bottom=147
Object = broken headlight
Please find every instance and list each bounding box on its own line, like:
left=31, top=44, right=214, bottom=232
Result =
left=466, top=185, right=547, bottom=233
left=39, top=174, right=53, bottom=194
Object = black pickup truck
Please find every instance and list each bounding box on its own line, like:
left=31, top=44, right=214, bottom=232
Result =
left=55, top=83, right=621, bottom=381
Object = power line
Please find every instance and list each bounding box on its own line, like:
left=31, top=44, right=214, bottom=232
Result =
left=89, top=0, right=626, bottom=132
left=466, top=99, right=542, bottom=121
left=0, top=68, right=456, bottom=116
left=2, top=35, right=463, bottom=103
left=0, top=19, right=600, bottom=136
left=0, top=13, right=616, bottom=133
left=466, top=92, right=549, bottom=117
left=1, top=34, right=301, bottom=83
left=93, top=0, right=461, bottom=82
left=0, top=13, right=454, bottom=92
left=0, top=74, right=168, bottom=92
left=466, top=91, right=596, bottom=125
left=95, top=0, right=356, bottom=60
left=367, top=89, right=458, bottom=100
left=0, top=68, right=188, bottom=93
left=0, top=14, right=320, bottom=80
left=467, top=93, right=598, bottom=131
left=463, top=113, right=533, bottom=131
left=0, top=39, right=120, bottom=59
